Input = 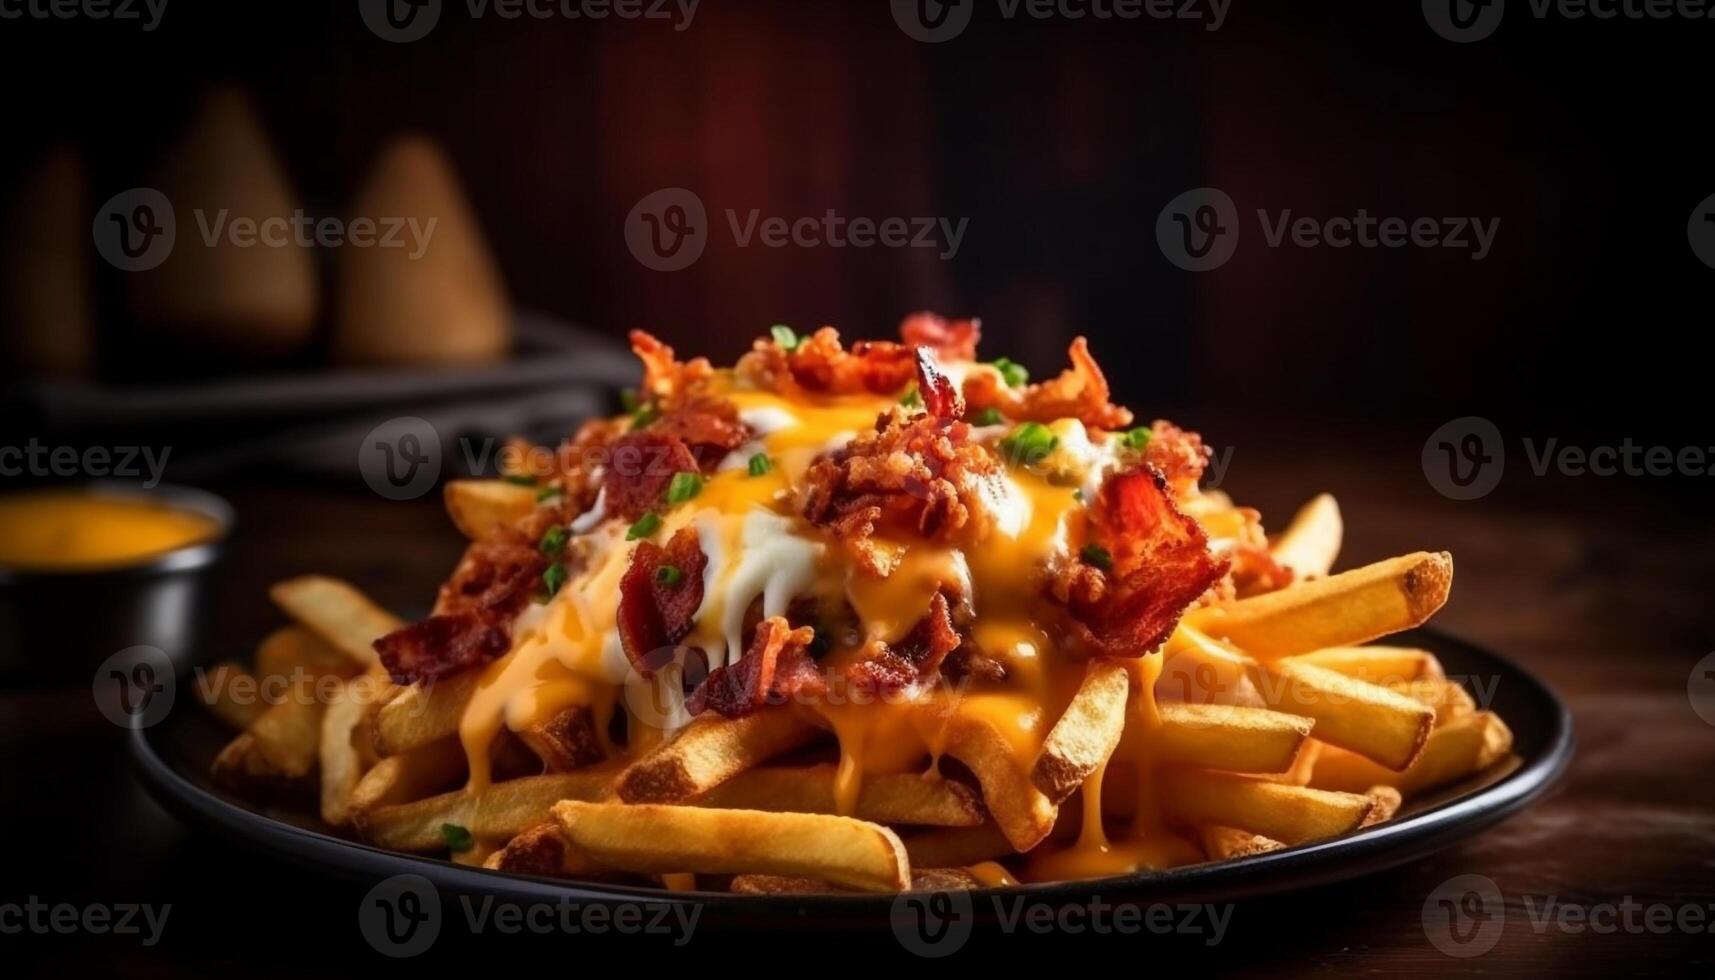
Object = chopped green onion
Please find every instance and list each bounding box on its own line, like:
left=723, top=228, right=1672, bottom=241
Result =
left=999, top=422, right=1058, bottom=467
left=666, top=471, right=703, bottom=504
left=1122, top=426, right=1154, bottom=450
left=502, top=474, right=536, bottom=486
left=441, top=822, right=474, bottom=852
left=770, top=324, right=800, bottom=351
left=626, top=513, right=661, bottom=541
left=630, top=403, right=660, bottom=430
left=1080, top=544, right=1113, bottom=571
left=619, top=388, right=641, bottom=413
left=972, top=407, right=1004, bottom=426
left=989, top=357, right=1029, bottom=388
left=536, top=484, right=563, bottom=502
left=538, top=526, right=569, bottom=556
left=542, top=562, right=567, bottom=597
left=655, top=564, right=684, bottom=587
left=1072, top=487, right=1086, bottom=504
left=747, top=453, right=773, bottom=477
left=900, top=387, right=923, bottom=409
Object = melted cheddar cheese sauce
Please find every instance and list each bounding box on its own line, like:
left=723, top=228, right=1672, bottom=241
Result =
left=458, top=368, right=1225, bottom=873
left=0, top=490, right=219, bottom=570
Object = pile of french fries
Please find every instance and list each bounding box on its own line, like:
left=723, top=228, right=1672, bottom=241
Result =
left=202, top=486, right=1514, bottom=893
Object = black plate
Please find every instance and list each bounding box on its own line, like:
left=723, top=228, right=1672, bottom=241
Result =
left=130, top=627, right=1571, bottom=923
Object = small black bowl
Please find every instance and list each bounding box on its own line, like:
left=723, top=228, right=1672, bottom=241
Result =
left=0, top=482, right=233, bottom=684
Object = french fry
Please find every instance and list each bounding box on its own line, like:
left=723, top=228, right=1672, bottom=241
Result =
left=1388, top=677, right=1476, bottom=726
left=1310, top=711, right=1514, bottom=796
left=269, top=576, right=403, bottom=672
left=552, top=801, right=912, bottom=892
left=212, top=693, right=327, bottom=788
left=195, top=661, right=266, bottom=730
left=444, top=479, right=538, bottom=540
left=484, top=823, right=611, bottom=878
left=617, top=710, right=819, bottom=804
left=375, top=672, right=479, bottom=756
left=1156, top=703, right=1313, bottom=774
left=517, top=705, right=608, bottom=772
left=691, top=765, right=983, bottom=826
left=1247, top=658, right=1434, bottom=771
left=320, top=676, right=388, bottom=825
left=1284, top=646, right=1445, bottom=683
left=730, top=868, right=982, bottom=894
left=355, top=766, right=623, bottom=852
left=1201, top=826, right=1286, bottom=860
left=902, top=823, right=1015, bottom=869
left=1161, top=769, right=1374, bottom=845
left=1269, top=493, right=1342, bottom=580
left=1360, top=785, right=1404, bottom=827
left=1268, top=739, right=1321, bottom=787
left=942, top=710, right=1059, bottom=851
left=1185, top=552, right=1453, bottom=659
left=350, top=738, right=468, bottom=813
left=1031, top=660, right=1131, bottom=802
left=255, top=626, right=362, bottom=685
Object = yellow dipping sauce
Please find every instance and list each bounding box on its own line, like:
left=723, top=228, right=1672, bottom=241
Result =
left=0, top=491, right=220, bottom=571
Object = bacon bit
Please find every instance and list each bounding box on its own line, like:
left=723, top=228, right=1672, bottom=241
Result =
left=847, top=592, right=962, bottom=694
left=375, top=535, right=548, bottom=684
left=802, top=408, right=999, bottom=573
left=915, top=347, right=965, bottom=420
left=899, top=312, right=982, bottom=361
left=964, top=337, right=1133, bottom=431
left=617, top=528, right=708, bottom=677
left=644, top=397, right=750, bottom=468
left=602, top=432, right=700, bottom=522
left=689, top=617, right=821, bottom=718
left=630, top=330, right=713, bottom=401
left=736, top=326, right=918, bottom=397
left=1138, top=420, right=1210, bottom=494
left=1056, top=467, right=1228, bottom=657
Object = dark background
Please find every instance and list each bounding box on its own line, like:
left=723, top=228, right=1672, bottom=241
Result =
left=3, top=1, right=1713, bottom=975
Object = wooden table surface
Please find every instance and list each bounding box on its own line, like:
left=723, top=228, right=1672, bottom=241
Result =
left=5, top=427, right=1712, bottom=973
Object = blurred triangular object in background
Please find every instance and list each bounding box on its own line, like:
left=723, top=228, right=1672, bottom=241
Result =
left=331, top=135, right=511, bottom=367
left=3, top=146, right=95, bottom=379
left=127, top=86, right=319, bottom=356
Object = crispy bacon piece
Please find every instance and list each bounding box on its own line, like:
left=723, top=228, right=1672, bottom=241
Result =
left=964, top=337, right=1133, bottom=431
left=630, top=330, right=713, bottom=400
left=899, top=312, right=982, bottom=361
left=915, top=347, right=965, bottom=420
left=736, top=327, right=918, bottom=397
left=602, top=432, right=700, bottom=522
left=617, top=528, right=708, bottom=677
left=802, top=408, right=1000, bottom=574
left=846, top=592, right=961, bottom=694
left=689, top=617, right=821, bottom=718
left=375, top=535, right=549, bottom=684
left=645, top=397, right=750, bottom=468
left=1056, top=467, right=1228, bottom=658
left=1138, top=420, right=1210, bottom=495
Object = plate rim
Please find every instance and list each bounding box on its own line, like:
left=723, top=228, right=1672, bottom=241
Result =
left=130, top=627, right=1574, bottom=911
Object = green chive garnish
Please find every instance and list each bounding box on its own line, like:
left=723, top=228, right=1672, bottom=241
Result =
left=900, top=387, right=923, bottom=409
left=972, top=407, right=1004, bottom=426
left=441, top=822, right=474, bottom=852
left=1081, top=544, right=1113, bottom=571
left=999, top=422, right=1058, bottom=467
left=539, top=526, right=568, bottom=556
left=1122, top=426, right=1153, bottom=451
left=502, top=474, right=535, bottom=486
left=631, top=403, right=660, bottom=430
left=989, top=357, right=1029, bottom=388
left=655, top=564, right=684, bottom=587
left=748, top=453, right=773, bottom=477
left=1073, top=487, right=1086, bottom=504
left=627, top=513, right=661, bottom=540
left=542, top=563, right=567, bottom=597
left=771, top=325, right=800, bottom=351
left=536, top=484, right=563, bottom=502
left=666, top=471, right=703, bottom=504
left=619, top=388, right=641, bottom=413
